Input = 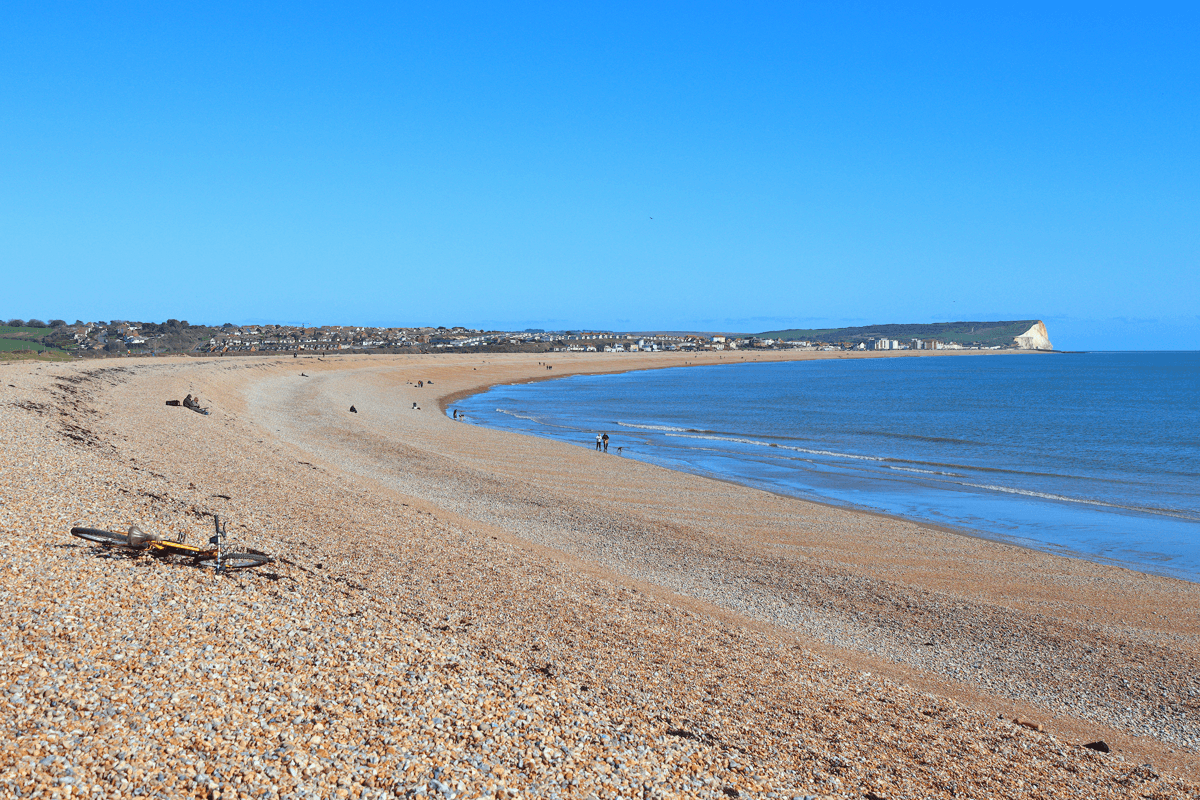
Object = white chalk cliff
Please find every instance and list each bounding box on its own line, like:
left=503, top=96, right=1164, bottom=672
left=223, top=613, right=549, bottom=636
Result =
left=1013, top=321, right=1053, bottom=351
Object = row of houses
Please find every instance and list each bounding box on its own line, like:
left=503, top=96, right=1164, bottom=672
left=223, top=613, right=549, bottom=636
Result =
left=859, top=338, right=1006, bottom=351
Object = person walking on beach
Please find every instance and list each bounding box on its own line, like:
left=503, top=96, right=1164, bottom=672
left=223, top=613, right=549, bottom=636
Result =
left=602, top=433, right=609, bottom=453
left=596, top=434, right=602, bottom=451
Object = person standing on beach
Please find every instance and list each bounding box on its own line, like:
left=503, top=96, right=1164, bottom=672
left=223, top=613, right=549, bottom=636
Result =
left=596, top=434, right=602, bottom=451
left=602, top=433, right=609, bottom=452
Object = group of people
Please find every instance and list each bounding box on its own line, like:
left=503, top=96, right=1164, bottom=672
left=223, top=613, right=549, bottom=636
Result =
left=181, top=394, right=209, bottom=415
left=595, top=433, right=619, bottom=454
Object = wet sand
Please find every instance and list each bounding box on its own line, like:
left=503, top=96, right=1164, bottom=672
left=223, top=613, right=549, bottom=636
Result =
left=2, top=350, right=1198, bottom=798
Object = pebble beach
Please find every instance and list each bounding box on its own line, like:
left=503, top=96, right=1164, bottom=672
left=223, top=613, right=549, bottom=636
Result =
left=2, top=350, right=1199, bottom=799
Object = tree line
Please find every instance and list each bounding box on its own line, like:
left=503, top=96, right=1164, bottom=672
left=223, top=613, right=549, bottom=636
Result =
left=5, top=319, right=70, bottom=328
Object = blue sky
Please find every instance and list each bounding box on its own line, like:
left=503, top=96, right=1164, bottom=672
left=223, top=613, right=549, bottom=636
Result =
left=2, top=3, right=1197, bottom=349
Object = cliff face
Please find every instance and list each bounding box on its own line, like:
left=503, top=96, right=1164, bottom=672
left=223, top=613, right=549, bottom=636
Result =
left=1013, top=321, right=1053, bottom=350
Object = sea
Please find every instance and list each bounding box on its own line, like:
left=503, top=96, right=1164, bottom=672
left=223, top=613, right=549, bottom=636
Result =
left=454, top=352, right=1200, bottom=582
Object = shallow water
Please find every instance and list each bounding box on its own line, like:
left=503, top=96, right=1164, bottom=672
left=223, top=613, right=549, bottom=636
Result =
left=456, top=352, right=1200, bottom=581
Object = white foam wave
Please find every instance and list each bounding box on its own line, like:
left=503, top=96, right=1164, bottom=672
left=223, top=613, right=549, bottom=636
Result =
left=617, top=422, right=693, bottom=432
left=494, top=409, right=541, bottom=422
left=663, top=432, right=884, bottom=461
left=659, top=435, right=1198, bottom=519
left=887, top=465, right=963, bottom=477
left=958, top=481, right=1200, bottom=520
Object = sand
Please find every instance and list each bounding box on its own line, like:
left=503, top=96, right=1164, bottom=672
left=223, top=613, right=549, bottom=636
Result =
left=2, top=349, right=1198, bottom=799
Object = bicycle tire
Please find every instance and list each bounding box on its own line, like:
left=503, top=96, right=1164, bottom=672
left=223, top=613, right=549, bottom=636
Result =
left=70, top=527, right=128, bottom=546
left=196, top=552, right=271, bottom=571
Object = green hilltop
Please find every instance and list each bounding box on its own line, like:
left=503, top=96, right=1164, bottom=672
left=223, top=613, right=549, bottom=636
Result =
left=757, top=320, right=1041, bottom=348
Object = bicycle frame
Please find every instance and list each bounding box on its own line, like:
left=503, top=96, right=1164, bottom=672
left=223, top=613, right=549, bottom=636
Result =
left=149, top=515, right=226, bottom=566
left=70, top=515, right=268, bottom=572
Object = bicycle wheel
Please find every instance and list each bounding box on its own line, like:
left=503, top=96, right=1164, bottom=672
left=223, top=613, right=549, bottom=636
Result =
left=196, top=552, right=271, bottom=571
left=70, top=527, right=128, bottom=546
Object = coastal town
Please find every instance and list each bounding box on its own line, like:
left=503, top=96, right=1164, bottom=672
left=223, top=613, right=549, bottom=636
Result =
left=1, top=318, right=1047, bottom=359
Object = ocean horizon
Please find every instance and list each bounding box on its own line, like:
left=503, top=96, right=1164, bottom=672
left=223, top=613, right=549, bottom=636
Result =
left=457, top=351, right=1200, bottom=582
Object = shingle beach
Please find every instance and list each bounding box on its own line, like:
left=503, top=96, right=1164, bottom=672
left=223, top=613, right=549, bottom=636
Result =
left=2, top=351, right=1198, bottom=799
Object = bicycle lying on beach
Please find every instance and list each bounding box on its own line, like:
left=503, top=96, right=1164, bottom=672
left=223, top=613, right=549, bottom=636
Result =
left=70, top=515, right=270, bottom=572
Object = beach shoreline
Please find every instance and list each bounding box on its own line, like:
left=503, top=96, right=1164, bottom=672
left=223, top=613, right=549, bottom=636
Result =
left=442, top=349, right=1198, bottom=586
left=3, top=350, right=1199, bottom=797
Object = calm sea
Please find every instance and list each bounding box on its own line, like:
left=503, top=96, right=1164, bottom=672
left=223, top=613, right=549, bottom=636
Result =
left=455, top=353, right=1200, bottom=581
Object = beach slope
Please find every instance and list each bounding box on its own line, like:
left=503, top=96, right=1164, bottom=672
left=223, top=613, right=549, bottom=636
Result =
left=2, top=350, right=1197, bottom=798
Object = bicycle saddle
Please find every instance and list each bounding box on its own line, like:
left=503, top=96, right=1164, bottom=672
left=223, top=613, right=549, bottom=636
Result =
left=126, top=525, right=164, bottom=549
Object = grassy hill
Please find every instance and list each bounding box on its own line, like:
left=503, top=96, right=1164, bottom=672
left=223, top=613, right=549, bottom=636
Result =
left=758, top=320, right=1040, bottom=347
left=0, top=326, right=53, bottom=338
left=0, top=338, right=72, bottom=361
left=0, top=324, right=77, bottom=355
left=0, top=337, right=67, bottom=352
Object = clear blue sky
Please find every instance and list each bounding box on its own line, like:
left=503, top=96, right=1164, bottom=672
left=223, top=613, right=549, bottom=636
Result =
left=3, top=3, right=1196, bottom=349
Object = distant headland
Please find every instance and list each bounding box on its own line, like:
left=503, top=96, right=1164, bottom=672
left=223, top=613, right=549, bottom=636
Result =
left=756, top=320, right=1053, bottom=351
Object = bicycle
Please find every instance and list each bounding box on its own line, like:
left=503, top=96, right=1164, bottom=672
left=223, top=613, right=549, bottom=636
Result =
left=70, top=515, right=270, bottom=571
